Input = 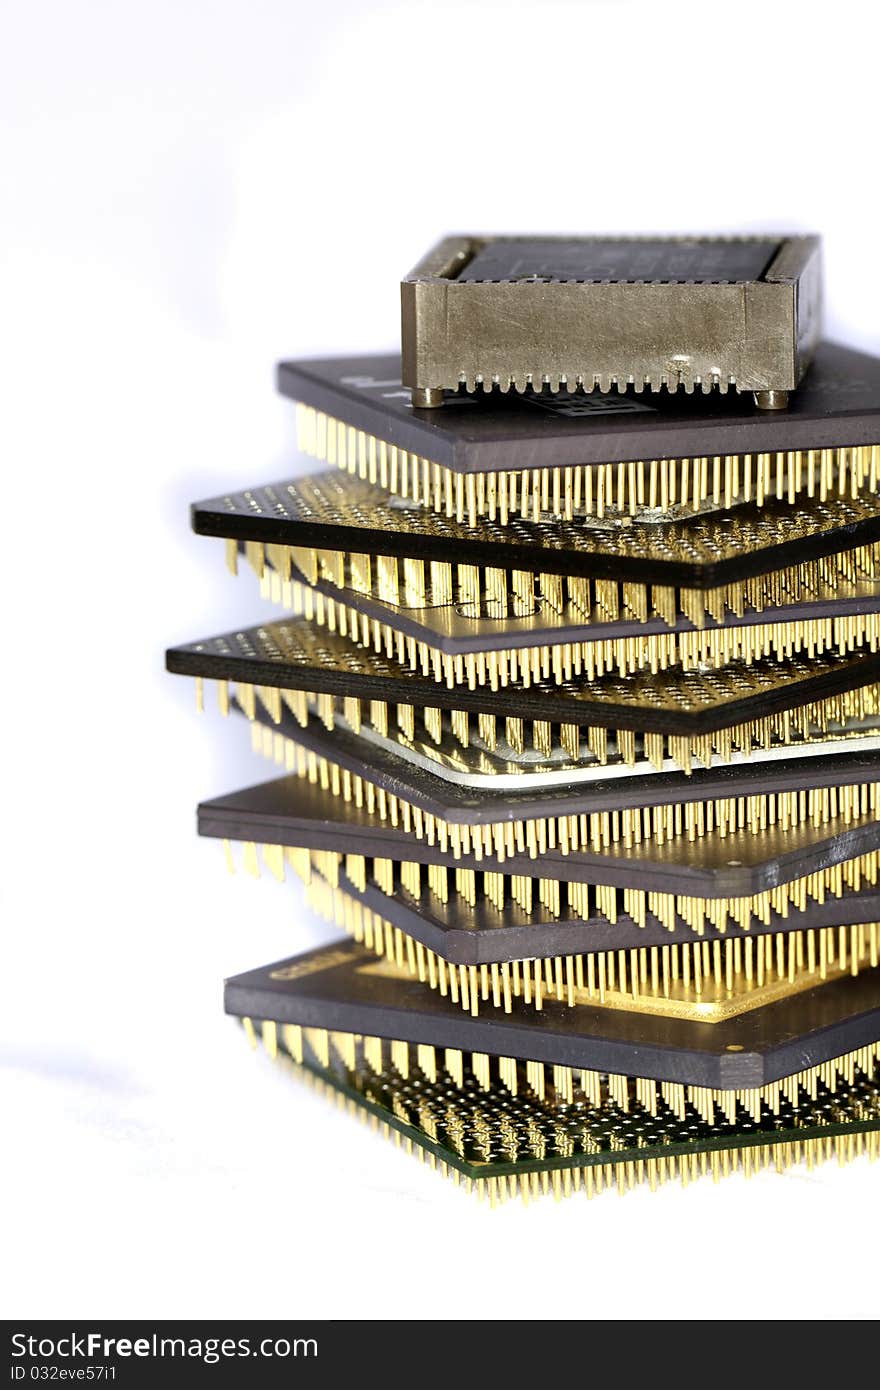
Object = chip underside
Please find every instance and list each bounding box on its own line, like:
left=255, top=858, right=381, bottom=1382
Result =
left=193, top=471, right=880, bottom=591
left=243, top=698, right=880, bottom=837
left=224, top=942, right=880, bottom=1090
left=272, top=556, right=880, bottom=661
left=171, top=618, right=880, bottom=770
left=252, top=1019, right=880, bottom=1203
left=300, top=850, right=880, bottom=953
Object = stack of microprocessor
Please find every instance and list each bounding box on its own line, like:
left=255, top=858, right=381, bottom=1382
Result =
left=168, top=235, right=880, bottom=1204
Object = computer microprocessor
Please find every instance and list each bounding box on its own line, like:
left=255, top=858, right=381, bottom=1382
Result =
left=168, top=616, right=880, bottom=775
left=199, top=773, right=880, bottom=903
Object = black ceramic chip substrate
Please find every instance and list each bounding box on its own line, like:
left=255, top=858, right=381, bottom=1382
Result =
left=259, top=558, right=880, bottom=682
left=167, top=616, right=880, bottom=776
left=295, top=873, right=880, bottom=1020
left=224, top=940, right=880, bottom=1091
left=193, top=467, right=880, bottom=592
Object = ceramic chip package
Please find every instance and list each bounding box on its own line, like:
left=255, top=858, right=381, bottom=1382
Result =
left=399, top=234, right=822, bottom=409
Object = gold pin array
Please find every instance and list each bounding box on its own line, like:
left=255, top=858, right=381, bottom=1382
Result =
left=245, top=1013, right=880, bottom=1129
left=295, top=868, right=880, bottom=1020
left=262, top=1051, right=880, bottom=1206
left=248, top=719, right=880, bottom=859
left=229, top=532, right=880, bottom=631
left=295, top=845, right=880, bottom=938
left=296, top=403, right=880, bottom=526
left=206, top=675, right=880, bottom=777
left=286, top=578, right=880, bottom=688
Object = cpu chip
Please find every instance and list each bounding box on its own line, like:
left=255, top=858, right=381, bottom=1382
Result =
left=401, top=234, right=822, bottom=409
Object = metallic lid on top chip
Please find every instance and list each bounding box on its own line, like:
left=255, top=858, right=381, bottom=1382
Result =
left=399, top=233, right=822, bottom=409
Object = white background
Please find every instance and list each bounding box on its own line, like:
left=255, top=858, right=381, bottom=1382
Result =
left=3, top=0, right=880, bottom=1321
